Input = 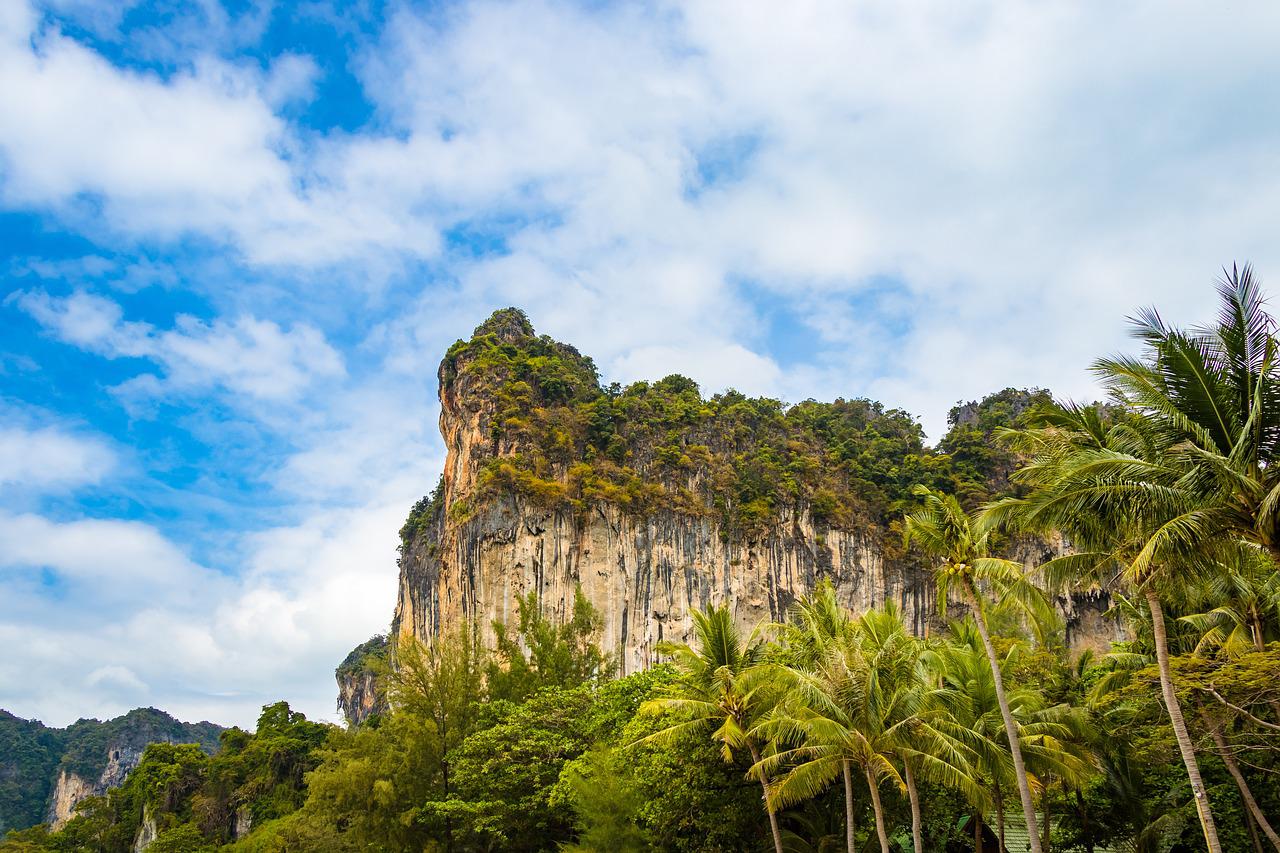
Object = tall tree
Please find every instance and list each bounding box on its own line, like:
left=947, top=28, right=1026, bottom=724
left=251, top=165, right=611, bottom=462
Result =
left=635, top=605, right=785, bottom=853
left=386, top=626, right=487, bottom=852
left=997, top=265, right=1280, bottom=850
left=992, top=397, right=1227, bottom=852
left=761, top=603, right=981, bottom=853
left=904, top=486, right=1053, bottom=853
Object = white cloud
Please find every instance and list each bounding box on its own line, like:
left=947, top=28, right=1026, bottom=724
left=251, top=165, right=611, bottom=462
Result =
left=0, top=425, right=115, bottom=490
left=17, top=289, right=345, bottom=402
left=0, top=496, right=407, bottom=727
left=0, top=512, right=209, bottom=589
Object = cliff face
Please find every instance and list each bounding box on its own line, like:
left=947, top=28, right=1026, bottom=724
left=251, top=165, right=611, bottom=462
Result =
left=398, top=499, right=929, bottom=674
left=47, top=743, right=144, bottom=828
left=335, top=635, right=389, bottom=726
left=0, top=706, right=223, bottom=832
left=389, top=309, right=1118, bottom=673
left=43, top=709, right=223, bottom=828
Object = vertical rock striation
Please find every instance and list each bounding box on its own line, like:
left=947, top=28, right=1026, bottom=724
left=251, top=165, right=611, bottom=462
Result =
left=385, top=309, right=1119, bottom=675
left=335, top=635, right=390, bottom=726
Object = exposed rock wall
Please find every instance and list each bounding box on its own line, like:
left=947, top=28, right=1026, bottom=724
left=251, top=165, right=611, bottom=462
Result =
left=397, top=498, right=935, bottom=674
left=46, top=770, right=97, bottom=829
left=389, top=312, right=1120, bottom=669
left=22, top=709, right=224, bottom=830
left=335, top=634, right=389, bottom=726
left=48, top=744, right=158, bottom=827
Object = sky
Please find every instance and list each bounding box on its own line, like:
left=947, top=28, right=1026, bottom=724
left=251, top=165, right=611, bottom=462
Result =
left=2, top=0, right=1280, bottom=729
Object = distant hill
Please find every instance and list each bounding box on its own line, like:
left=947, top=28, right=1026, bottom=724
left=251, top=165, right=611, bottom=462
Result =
left=0, top=707, right=223, bottom=833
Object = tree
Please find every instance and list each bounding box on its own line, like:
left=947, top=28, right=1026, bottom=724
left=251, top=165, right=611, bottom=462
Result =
left=995, top=266, right=1280, bottom=849
left=994, top=400, right=1228, bottom=850
left=387, top=626, right=486, bottom=852
left=635, top=604, right=785, bottom=853
left=762, top=603, right=980, bottom=853
left=488, top=587, right=615, bottom=703
left=904, top=485, right=1053, bottom=853
left=772, top=580, right=860, bottom=851
left=555, top=745, right=650, bottom=853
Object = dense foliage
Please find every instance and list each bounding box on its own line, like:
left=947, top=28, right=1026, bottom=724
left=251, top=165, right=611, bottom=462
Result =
left=0, top=708, right=221, bottom=835
left=412, top=308, right=1035, bottom=546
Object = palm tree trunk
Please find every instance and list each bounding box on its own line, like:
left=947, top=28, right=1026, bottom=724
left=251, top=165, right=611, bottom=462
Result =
left=974, top=812, right=983, bottom=853
left=1250, top=810, right=1268, bottom=853
left=1041, top=780, right=1052, bottom=852
left=1145, top=589, right=1222, bottom=853
left=1202, top=709, right=1280, bottom=851
left=843, top=759, right=857, bottom=853
left=748, top=742, right=786, bottom=853
left=864, top=765, right=892, bottom=853
left=995, top=783, right=1005, bottom=853
left=964, top=579, right=1043, bottom=853
left=904, top=759, right=924, bottom=853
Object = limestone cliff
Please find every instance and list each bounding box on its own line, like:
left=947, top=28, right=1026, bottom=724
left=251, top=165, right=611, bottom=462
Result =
left=0, top=706, right=222, bottom=832
left=335, top=634, right=389, bottom=726
left=388, top=309, right=1118, bottom=673
left=42, top=709, right=222, bottom=828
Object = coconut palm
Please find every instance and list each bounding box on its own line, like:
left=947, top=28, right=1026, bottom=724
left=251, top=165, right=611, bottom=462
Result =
left=772, top=580, right=860, bottom=850
left=903, top=485, right=1054, bottom=853
left=859, top=606, right=986, bottom=853
left=995, top=266, right=1280, bottom=850
left=1180, top=545, right=1280, bottom=656
left=991, top=398, right=1228, bottom=850
left=760, top=603, right=981, bottom=853
left=935, top=621, right=1091, bottom=853
left=636, top=604, right=785, bottom=853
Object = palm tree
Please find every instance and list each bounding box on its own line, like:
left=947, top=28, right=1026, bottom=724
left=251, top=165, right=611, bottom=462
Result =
left=934, top=621, right=1090, bottom=853
left=859, top=606, right=986, bottom=853
left=998, top=265, right=1280, bottom=849
left=1179, top=549, right=1280, bottom=850
left=773, top=580, right=860, bottom=851
left=992, top=399, right=1228, bottom=850
left=904, top=485, right=1053, bottom=853
left=761, top=603, right=981, bottom=853
left=636, top=604, right=785, bottom=853
left=1180, top=545, right=1280, bottom=657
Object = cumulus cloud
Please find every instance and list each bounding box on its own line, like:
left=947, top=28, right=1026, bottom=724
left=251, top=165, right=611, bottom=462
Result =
left=0, top=496, right=408, bottom=727
left=0, top=512, right=211, bottom=591
left=17, top=289, right=345, bottom=402
left=0, top=424, right=115, bottom=490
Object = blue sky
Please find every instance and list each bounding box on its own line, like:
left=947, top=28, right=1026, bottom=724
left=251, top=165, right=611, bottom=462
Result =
left=3, top=0, right=1280, bottom=728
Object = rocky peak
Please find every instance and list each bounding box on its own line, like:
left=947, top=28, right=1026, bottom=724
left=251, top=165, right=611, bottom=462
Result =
left=474, top=306, right=536, bottom=343
left=374, top=309, right=1121, bottom=682
left=335, top=634, right=389, bottom=727
left=0, top=706, right=222, bottom=833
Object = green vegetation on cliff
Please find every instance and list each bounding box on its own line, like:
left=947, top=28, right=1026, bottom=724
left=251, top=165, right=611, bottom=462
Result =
left=418, top=308, right=1042, bottom=546
left=0, top=708, right=222, bottom=836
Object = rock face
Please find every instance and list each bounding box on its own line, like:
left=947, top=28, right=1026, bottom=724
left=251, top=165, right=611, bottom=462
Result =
left=398, top=498, right=936, bottom=674
left=335, top=635, right=390, bottom=726
left=43, top=711, right=222, bottom=828
left=47, top=743, right=146, bottom=828
left=132, top=805, right=157, bottom=852
left=46, top=769, right=97, bottom=829
left=388, top=309, right=1119, bottom=671
left=0, top=706, right=223, bottom=832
